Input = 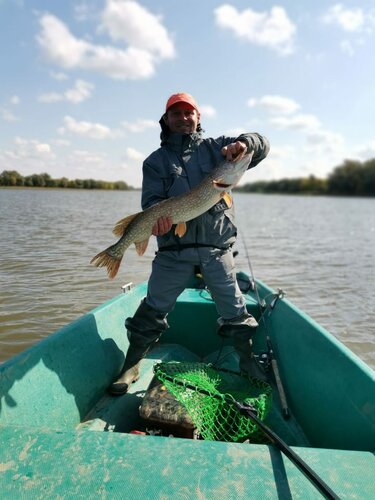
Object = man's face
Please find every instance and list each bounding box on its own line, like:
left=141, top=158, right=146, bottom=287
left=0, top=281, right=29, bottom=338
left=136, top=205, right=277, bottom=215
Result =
left=164, top=103, right=200, bottom=134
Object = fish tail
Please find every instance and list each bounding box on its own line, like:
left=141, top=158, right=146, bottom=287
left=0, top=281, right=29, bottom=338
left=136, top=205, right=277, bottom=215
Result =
left=90, top=249, right=122, bottom=279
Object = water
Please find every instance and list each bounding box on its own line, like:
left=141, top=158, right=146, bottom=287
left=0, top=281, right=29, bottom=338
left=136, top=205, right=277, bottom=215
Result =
left=1, top=189, right=374, bottom=369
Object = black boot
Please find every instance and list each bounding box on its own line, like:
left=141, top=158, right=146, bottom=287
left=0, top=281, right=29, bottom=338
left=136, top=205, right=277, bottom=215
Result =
left=217, top=312, right=258, bottom=337
left=217, top=312, right=267, bottom=381
left=108, top=343, right=151, bottom=395
left=233, top=337, right=267, bottom=381
left=108, top=299, right=168, bottom=396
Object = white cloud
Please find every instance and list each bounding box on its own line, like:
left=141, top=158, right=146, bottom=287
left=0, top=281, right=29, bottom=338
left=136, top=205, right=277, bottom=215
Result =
left=38, top=92, right=63, bottom=103
left=252, top=94, right=346, bottom=162
left=268, top=145, right=295, bottom=159
left=323, top=4, right=365, bottom=32
left=270, top=113, right=321, bottom=132
left=5, top=137, right=55, bottom=160
left=306, top=129, right=344, bottom=154
left=340, top=40, right=355, bottom=56
left=37, top=14, right=87, bottom=67
left=224, top=127, right=247, bottom=137
left=1, top=107, right=18, bottom=122
left=39, top=79, right=94, bottom=104
left=37, top=2, right=175, bottom=80
left=122, top=119, right=158, bottom=133
left=10, top=95, right=20, bottom=105
left=322, top=5, right=375, bottom=55
left=74, top=2, right=94, bottom=22
left=63, top=150, right=110, bottom=179
left=357, top=141, right=375, bottom=160
left=49, top=71, right=69, bottom=80
left=200, top=105, right=217, bottom=118
left=248, top=95, right=299, bottom=114
left=101, top=0, right=175, bottom=59
left=270, top=112, right=344, bottom=154
left=70, top=150, right=106, bottom=163
left=214, top=4, right=296, bottom=55
left=120, top=146, right=145, bottom=187
left=239, top=145, right=296, bottom=183
left=52, top=139, right=71, bottom=147
left=65, top=80, right=94, bottom=103
left=59, top=116, right=113, bottom=139
left=125, top=147, right=144, bottom=161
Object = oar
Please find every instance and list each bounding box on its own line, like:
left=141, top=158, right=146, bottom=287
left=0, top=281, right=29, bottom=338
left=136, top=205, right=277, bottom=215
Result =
left=233, top=400, right=339, bottom=500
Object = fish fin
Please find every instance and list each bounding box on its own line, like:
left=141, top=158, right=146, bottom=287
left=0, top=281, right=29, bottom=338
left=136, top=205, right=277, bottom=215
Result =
left=175, top=222, right=187, bottom=237
left=113, top=212, right=140, bottom=237
left=222, top=192, right=233, bottom=208
left=135, top=239, right=149, bottom=256
left=90, top=250, right=122, bottom=280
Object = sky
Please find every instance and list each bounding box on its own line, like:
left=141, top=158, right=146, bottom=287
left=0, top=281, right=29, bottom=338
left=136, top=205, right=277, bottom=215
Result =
left=1, top=0, right=375, bottom=188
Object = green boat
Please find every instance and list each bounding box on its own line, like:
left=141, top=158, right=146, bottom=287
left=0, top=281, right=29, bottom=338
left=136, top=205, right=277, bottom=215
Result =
left=0, top=272, right=374, bottom=499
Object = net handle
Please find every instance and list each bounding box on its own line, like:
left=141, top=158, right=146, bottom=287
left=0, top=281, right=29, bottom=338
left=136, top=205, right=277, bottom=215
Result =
left=155, top=366, right=338, bottom=500
left=234, top=402, right=339, bottom=500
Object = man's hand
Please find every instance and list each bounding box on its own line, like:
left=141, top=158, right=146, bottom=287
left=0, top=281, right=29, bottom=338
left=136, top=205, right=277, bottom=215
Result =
left=152, top=216, right=173, bottom=236
left=221, top=141, right=247, bottom=161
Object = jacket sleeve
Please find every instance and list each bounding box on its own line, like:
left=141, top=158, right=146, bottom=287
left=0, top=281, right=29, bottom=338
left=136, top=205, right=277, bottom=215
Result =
left=236, top=133, right=270, bottom=168
left=141, top=158, right=166, bottom=210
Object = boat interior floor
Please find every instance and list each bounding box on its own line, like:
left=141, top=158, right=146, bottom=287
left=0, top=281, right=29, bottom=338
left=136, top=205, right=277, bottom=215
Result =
left=79, top=343, right=310, bottom=447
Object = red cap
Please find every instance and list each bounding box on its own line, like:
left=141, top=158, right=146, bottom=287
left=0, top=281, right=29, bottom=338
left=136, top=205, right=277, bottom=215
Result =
left=165, top=93, right=199, bottom=113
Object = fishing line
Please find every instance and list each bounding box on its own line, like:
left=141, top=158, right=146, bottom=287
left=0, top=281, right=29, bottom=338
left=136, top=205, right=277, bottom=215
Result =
left=238, top=228, right=290, bottom=419
left=237, top=229, right=282, bottom=335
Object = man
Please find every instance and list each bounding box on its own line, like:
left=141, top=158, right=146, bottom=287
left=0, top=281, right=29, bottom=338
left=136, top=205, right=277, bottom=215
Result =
left=109, top=92, right=270, bottom=395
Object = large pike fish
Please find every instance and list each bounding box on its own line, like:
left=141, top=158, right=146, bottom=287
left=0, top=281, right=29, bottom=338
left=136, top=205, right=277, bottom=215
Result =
left=90, top=153, right=253, bottom=279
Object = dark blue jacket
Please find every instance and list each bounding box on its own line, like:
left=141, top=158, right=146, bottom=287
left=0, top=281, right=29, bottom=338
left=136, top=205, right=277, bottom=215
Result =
left=142, top=129, right=270, bottom=250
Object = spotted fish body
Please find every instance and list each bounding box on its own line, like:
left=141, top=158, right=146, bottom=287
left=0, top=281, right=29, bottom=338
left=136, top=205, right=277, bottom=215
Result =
left=90, top=153, right=253, bottom=279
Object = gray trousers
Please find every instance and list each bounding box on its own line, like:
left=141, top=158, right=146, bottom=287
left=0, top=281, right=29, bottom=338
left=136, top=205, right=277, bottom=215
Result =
left=146, top=247, right=247, bottom=320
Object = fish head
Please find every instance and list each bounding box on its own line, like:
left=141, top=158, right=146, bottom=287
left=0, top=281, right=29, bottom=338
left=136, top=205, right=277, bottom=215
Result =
left=212, top=153, right=254, bottom=192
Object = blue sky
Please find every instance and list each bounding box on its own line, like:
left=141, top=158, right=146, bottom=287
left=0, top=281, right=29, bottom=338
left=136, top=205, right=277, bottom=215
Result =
left=1, top=0, right=375, bottom=187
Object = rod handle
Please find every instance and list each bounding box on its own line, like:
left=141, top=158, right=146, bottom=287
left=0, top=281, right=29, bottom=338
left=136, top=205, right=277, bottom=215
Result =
left=271, top=358, right=290, bottom=419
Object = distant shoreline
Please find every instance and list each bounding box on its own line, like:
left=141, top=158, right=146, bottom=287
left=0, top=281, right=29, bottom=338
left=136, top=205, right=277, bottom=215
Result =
left=1, top=185, right=373, bottom=198
left=0, top=186, right=141, bottom=191
left=2, top=157, right=374, bottom=196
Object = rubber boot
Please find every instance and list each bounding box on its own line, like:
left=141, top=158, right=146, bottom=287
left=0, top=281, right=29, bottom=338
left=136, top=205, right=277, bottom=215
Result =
left=233, top=337, right=267, bottom=381
left=108, top=343, right=151, bottom=395
left=108, top=299, right=168, bottom=396
left=217, top=312, right=267, bottom=381
left=217, top=312, right=258, bottom=337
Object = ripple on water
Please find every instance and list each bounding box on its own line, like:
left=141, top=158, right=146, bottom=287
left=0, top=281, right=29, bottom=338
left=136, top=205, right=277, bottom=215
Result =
left=0, top=190, right=374, bottom=369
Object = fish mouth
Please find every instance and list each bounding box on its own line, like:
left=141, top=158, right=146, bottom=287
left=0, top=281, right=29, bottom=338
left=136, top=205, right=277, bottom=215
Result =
left=213, top=181, right=232, bottom=189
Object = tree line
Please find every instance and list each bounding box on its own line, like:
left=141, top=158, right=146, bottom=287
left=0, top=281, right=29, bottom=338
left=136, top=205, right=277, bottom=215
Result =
left=1, top=157, right=375, bottom=196
left=236, top=158, right=375, bottom=196
left=0, top=170, right=133, bottom=190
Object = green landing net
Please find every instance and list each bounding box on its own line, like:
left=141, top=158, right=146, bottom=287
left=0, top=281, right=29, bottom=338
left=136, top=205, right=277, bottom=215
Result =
left=153, top=361, right=272, bottom=443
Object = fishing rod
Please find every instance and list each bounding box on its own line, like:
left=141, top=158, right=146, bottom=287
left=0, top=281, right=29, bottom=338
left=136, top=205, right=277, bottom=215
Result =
left=265, top=335, right=290, bottom=419
left=238, top=232, right=290, bottom=419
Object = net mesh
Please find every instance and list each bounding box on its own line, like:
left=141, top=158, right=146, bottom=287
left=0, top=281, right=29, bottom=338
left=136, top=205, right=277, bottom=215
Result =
left=154, top=361, right=272, bottom=443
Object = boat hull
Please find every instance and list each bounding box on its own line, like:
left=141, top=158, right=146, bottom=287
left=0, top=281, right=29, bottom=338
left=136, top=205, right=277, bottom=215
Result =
left=1, top=273, right=374, bottom=497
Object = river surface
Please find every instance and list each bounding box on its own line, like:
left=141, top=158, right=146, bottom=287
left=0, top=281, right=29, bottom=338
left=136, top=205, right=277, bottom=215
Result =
left=1, top=189, right=374, bottom=369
